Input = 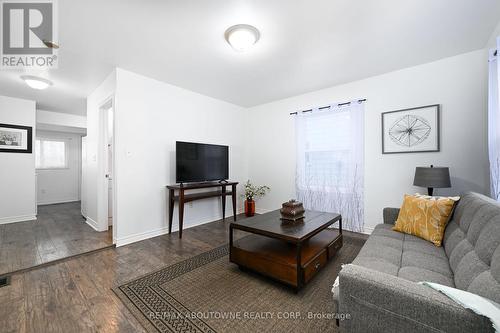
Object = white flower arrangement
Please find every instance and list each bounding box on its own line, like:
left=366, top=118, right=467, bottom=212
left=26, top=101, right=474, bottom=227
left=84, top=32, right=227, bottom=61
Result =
left=243, top=180, right=270, bottom=201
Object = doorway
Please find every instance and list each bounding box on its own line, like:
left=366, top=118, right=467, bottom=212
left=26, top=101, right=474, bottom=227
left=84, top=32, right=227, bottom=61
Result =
left=99, top=98, right=116, bottom=243
left=107, top=107, right=114, bottom=228
left=0, top=126, right=114, bottom=277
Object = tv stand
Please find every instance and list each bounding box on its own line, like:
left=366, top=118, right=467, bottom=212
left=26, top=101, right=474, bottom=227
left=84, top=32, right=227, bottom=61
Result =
left=166, top=181, right=239, bottom=238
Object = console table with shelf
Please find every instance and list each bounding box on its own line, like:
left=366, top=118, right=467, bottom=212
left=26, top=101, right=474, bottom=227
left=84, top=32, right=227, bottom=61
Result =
left=166, top=181, right=238, bottom=238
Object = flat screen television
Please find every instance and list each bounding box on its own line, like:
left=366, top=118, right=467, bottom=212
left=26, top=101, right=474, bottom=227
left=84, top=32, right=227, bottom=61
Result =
left=176, top=141, right=229, bottom=183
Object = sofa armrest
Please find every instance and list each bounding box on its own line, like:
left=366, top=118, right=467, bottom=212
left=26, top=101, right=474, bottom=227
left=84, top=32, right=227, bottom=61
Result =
left=383, top=207, right=400, bottom=225
left=338, top=264, right=493, bottom=333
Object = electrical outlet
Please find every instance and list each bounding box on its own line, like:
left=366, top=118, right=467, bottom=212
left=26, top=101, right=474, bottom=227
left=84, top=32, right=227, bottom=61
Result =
left=189, top=202, right=193, bottom=208
left=41, top=189, right=46, bottom=194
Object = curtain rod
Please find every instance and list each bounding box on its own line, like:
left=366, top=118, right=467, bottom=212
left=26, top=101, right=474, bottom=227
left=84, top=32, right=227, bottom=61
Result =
left=289, top=98, right=367, bottom=115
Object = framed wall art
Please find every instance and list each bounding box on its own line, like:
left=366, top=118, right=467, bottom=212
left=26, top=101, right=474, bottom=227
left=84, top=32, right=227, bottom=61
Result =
left=381, top=104, right=440, bottom=154
left=0, top=123, right=33, bottom=153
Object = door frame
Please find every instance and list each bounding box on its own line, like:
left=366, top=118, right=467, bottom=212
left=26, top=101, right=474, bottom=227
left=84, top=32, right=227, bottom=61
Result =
left=97, top=96, right=117, bottom=243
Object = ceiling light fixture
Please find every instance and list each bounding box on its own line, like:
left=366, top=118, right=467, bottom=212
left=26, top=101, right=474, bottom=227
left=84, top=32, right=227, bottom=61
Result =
left=20, top=75, right=53, bottom=90
left=224, top=24, right=260, bottom=52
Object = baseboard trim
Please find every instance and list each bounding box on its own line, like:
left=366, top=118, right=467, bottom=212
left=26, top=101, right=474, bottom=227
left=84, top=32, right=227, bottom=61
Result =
left=115, top=212, right=246, bottom=247
left=116, top=226, right=170, bottom=247
left=255, top=208, right=272, bottom=214
left=168, top=216, right=227, bottom=236
left=0, top=214, right=37, bottom=225
left=37, top=199, right=80, bottom=206
left=85, top=216, right=101, bottom=231
left=362, top=226, right=374, bottom=235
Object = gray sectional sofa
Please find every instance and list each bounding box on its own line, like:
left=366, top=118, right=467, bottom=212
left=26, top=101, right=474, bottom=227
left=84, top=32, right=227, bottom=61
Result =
left=333, top=192, right=500, bottom=332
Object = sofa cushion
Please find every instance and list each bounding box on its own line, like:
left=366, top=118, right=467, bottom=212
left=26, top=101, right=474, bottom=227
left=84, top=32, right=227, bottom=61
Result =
left=352, top=257, right=400, bottom=276
left=443, top=220, right=466, bottom=257
left=401, top=251, right=452, bottom=278
left=370, top=223, right=404, bottom=240
left=475, top=217, right=500, bottom=265
left=398, top=266, right=454, bottom=286
left=466, top=207, right=500, bottom=245
left=443, top=192, right=500, bottom=303
left=451, top=193, right=485, bottom=231
left=449, top=238, right=475, bottom=272
left=469, top=246, right=500, bottom=302
left=351, top=223, right=454, bottom=286
left=454, top=251, right=490, bottom=290
left=352, top=225, right=402, bottom=276
left=456, top=199, right=487, bottom=233
left=403, top=237, right=448, bottom=259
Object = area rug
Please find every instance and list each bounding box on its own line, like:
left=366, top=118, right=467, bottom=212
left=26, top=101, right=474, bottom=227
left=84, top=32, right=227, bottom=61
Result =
left=113, top=234, right=365, bottom=333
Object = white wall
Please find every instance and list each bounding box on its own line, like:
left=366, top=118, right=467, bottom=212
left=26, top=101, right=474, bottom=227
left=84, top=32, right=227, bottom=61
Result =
left=37, top=109, right=87, bottom=134
left=37, top=109, right=86, bottom=128
left=36, top=130, right=82, bottom=205
left=0, top=95, right=36, bottom=224
left=487, top=20, right=500, bottom=49
left=85, top=70, right=116, bottom=230
left=113, top=68, right=248, bottom=246
left=246, top=49, right=489, bottom=232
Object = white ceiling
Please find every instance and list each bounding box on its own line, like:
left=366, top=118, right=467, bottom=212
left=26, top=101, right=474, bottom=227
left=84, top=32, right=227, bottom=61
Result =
left=1, top=0, right=500, bottom=115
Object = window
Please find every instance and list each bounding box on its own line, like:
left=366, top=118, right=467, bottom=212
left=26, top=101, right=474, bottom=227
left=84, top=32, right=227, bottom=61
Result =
left=302, top=111, right=352, bottom=189
left=295, top=102, right=365, bottom=232
left=35, top=138, right=68, bottom=169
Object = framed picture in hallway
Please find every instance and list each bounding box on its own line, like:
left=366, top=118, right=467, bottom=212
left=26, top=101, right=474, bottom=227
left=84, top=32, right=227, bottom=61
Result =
left=0, top=123, right=33, bottom=153
left=381, top=104, right=440, bottom=154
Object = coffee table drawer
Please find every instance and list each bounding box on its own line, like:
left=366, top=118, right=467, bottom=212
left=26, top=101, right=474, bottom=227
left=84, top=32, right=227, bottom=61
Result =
left=327, top=236, right=343, bottom=259
left=303, top=250, right=327, bottom=283
left=230, top=246, right=298, bottom=286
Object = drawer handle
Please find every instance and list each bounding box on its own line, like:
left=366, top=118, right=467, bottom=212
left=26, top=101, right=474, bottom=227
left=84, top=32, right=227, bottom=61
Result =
left=314, top=262, right=321, bottom=269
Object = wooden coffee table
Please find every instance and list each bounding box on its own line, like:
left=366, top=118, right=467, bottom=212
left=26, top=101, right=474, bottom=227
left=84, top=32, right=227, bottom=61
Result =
left=229, top=210, right=342, bottom=291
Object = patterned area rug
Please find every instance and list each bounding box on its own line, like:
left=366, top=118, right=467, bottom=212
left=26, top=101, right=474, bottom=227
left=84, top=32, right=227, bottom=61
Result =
left=113, top=235, right=365, bottom=333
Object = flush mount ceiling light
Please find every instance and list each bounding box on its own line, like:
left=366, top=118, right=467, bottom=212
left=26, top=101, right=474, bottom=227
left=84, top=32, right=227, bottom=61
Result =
left=20, top=75, right=53, bottom=90
left=224, top=24, right=260, bottom=52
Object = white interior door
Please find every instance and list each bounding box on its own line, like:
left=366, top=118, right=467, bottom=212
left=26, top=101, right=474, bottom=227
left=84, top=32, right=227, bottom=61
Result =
left=106, top=108, right=114, bottom=227
left=81, top=136, right=87, bottom=217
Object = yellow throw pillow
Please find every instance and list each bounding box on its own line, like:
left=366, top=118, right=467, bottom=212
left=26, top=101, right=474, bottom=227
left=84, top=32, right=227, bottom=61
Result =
left=393, top=194, right=460, bottom=246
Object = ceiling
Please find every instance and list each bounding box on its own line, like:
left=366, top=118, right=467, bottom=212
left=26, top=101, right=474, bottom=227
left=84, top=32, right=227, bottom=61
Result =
left=1, top=0, right=500, bottom=115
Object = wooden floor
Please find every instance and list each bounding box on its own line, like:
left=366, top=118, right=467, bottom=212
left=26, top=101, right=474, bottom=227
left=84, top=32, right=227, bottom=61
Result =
left=0, top=214, right=363, bottom=333
left=0, top=202, right=112, bottom=276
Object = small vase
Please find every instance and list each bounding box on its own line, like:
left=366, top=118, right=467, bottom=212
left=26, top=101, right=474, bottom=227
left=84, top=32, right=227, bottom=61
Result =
left=244, top=200, right=255, bottom=217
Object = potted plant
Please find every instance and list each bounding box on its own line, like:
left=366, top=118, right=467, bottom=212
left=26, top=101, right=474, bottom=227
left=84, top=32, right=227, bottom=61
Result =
left=243, top=180, right=270, bottom=217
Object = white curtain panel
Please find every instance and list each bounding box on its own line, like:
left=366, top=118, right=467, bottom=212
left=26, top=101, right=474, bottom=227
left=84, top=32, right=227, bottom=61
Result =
left=295, top=101, right=364, bottom=232
left=489, top=38, right=500, bottom=200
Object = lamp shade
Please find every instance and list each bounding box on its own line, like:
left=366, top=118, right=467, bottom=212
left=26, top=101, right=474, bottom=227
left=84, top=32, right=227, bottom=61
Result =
left=413, top=166, right=451, bottom=188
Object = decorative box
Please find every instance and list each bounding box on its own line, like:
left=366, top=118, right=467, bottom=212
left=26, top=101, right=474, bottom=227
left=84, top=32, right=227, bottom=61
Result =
left=280, top=199, right=305, bottom=222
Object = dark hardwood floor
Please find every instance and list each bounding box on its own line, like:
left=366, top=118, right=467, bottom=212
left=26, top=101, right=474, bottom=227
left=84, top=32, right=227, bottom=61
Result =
left=0, top=214, right=363, bottom=333
left=0, top=202, right=112, bottom=276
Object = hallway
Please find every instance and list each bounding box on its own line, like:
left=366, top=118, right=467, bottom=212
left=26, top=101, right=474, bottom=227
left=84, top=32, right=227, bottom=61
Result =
left=0, top=202, right=112, bottom=276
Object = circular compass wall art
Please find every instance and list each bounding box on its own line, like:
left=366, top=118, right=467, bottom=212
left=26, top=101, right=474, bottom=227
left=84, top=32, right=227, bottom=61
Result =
left=381, top=105, right=440, bottom=154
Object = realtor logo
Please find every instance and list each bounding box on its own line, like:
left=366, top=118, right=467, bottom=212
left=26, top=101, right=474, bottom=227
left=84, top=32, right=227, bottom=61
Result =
left=1, top=0, right=58, bottom=69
